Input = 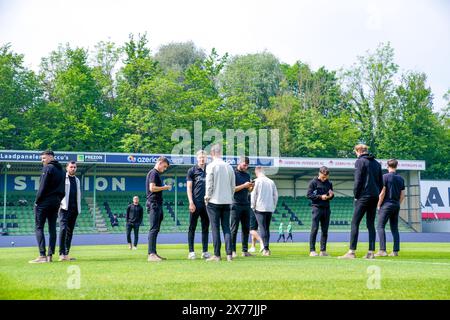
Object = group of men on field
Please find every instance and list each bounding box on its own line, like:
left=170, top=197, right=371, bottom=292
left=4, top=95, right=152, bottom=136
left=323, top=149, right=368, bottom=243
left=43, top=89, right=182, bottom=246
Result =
left=146, top=144, right=278, bottom=262
left=29, top=142, right=404, bottom=263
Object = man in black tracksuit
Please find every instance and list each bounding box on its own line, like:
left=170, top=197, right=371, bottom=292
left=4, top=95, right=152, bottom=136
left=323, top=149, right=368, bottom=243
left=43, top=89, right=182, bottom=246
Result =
left=29, top=150, right=65, bottom=264
left=307, top=166, right=334, bottom=256
left=339, top=144, right=383, bottom=260
left=126, top=196, right=144, bottom=250
left=230, top=156, right=254, bottom=257
left=375, top=159, right=405, bottom=257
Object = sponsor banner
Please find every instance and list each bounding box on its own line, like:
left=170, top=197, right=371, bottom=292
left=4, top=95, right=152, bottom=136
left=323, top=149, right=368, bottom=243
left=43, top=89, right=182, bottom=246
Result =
left=277, top=157, right=426, bottom=170
left=76, top=153, right=105, bottom=163
left=420, top=180, right=450, bottom=216
left=0, top=151, right=75, bottom=163
left=105, top=154, right=274, bottom=166
left=105, top=154, right=193, bottom=165
left=0, top=151, right=105, bottom=163
left=0, top=150, right=423, bottom=170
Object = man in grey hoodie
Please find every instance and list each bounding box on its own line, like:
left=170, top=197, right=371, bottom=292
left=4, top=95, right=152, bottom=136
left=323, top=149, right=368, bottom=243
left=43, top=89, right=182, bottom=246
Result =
left=251, top=166, right=278, bottom=256
left=204, top=144, right=236, bottom=262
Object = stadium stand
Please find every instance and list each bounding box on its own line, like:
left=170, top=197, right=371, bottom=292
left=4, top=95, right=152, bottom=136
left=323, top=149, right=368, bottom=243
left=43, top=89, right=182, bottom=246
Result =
left=2, top=192, right=96, bottom=235
left=1, top=191, right=413, bottom=235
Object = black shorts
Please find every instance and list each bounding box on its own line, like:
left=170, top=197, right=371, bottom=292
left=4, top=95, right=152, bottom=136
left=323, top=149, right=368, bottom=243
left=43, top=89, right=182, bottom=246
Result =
left=249, top=209, right=258, bottom=231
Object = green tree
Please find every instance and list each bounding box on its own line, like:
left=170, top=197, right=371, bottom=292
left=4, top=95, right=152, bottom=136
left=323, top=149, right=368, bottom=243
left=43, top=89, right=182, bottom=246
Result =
left=91, top=40, right=123, bottom=118
left=219, top=51, right=282, bottom=109
left=0, top=44, right=42, bottom=149
left=341, top=42, right=399, bottom=152
left=117, top=33, right=181, bottom=153
left=281, top=62, right=345, bottom=117
left=379, top=72, right=449, bottom=179
left=155, top=41, right=206, bottom=74
left=26, top=44, right=116, bottom=151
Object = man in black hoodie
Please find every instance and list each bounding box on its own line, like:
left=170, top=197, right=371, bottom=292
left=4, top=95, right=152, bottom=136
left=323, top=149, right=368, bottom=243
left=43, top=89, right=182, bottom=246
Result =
left=339, top=144, right=383, bottom=260
left=29, top=150, right=65, bottom=263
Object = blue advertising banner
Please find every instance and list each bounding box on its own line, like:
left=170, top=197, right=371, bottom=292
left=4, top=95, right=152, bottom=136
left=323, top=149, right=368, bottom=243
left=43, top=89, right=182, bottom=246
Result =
left=0, top=150, right=274, bottom=166
left=0, top=175, right=188, bottom=192
left=0, top=151, right=76, bottom=163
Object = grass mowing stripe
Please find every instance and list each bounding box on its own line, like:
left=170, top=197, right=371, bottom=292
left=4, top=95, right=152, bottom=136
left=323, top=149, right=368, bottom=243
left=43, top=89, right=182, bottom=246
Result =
left=1, top=242, right=449, bottom=300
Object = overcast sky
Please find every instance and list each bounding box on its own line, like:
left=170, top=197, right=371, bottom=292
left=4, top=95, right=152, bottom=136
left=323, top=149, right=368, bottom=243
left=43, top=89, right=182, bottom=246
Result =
left=1, top=0, right=449, bottom=110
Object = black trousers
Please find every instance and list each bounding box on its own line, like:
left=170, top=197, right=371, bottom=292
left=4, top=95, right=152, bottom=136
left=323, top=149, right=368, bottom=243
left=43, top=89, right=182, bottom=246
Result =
left=286, top=232, right=293, bottom=242
left=377, top=202, right=400, bottom=252
left=254, top=211, right=272, bottom=250
left=35, top=201, right=60, bottom=256
left=277, top=234, right=285, bottom=242
left=350, top=197, right=378, bottom=251
left=58, top=208, right=79, bottom=255
left=148, top=202, right=164, bottom=254
left=206, top=202, right=232, bottom=257
left=188, top=202, right=209, bottom=253
left=230, top=204, right=251, bottom=253
left=126, top=223, right=141, bottom=247
left=309, top=206, right=331, bottom=252
left=249, top=209, right=259, bottom=231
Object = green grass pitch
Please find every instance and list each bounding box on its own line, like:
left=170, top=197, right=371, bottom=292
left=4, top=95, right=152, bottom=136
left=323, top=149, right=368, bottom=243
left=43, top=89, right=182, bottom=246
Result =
left=0, top=242, right=449, bottom=300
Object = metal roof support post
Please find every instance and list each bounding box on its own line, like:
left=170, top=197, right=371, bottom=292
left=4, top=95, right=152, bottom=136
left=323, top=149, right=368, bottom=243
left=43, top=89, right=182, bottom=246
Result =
left=293, top=176, right=297, bottom=199
left=93, top=164, right=97, bottom=231
left=2, top=164, right=9, bottom=235
left=407, top=170, right=413, bottom=229
left=175, top=173, right=178, bottom=228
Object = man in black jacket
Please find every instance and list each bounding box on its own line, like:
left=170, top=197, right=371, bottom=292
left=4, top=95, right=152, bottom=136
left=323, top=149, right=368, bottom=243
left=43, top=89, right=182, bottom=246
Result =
left=339, top=144, right=383, bottom=260
left=230, top=156, right=254, bottom=258
left=126, top=196, right=144, bottom=250
left=29, top=150, right=65, bottom=263
left=307, top=166, right=334, bottom=257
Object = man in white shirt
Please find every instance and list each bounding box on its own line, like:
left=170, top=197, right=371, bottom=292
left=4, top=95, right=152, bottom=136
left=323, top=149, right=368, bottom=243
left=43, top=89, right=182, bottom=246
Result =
left=58, top=161, right=81, bottom=262
left=251, top=166, right=278, bottom=256
left=204, top=144, right=236, bottom=262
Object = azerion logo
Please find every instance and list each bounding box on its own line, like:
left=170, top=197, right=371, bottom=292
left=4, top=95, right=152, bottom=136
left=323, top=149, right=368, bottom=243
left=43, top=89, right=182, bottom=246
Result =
left=127, top=155, right=137, bottom=163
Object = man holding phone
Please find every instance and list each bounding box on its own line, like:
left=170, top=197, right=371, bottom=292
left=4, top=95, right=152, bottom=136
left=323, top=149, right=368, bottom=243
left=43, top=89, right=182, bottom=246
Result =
left=230, top=156, right=254, bottom=257
left=307, top=166, right=334, bottom=257
left=147, top=156, right=172, bottom=262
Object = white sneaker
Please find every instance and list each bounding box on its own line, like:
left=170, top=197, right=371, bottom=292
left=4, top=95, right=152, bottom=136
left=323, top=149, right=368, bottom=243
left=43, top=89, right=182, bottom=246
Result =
left=201, top=252, right=211, bottom=259
left=188, top=252, right=196, bottom=260
left=309, top=251, right=319, bottom=257
left=248, top=246, right=256, bottom=253
left=132, top=246, right=138, bottom=250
